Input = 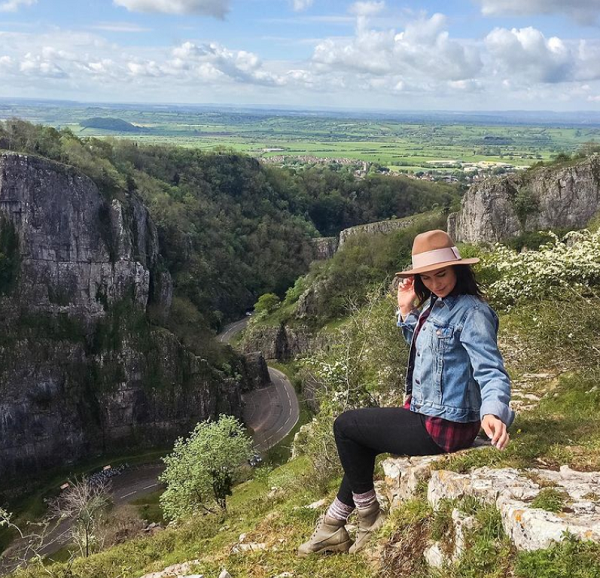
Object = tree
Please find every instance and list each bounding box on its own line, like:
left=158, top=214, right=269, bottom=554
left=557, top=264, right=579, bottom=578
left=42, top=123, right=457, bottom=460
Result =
left=254, top=292, right=281, bottom=315
left=0, top=507, right=51, bottom=570
left=49, top=477, right=112, bottom=558
left=159, top=415, right=254, bottom=519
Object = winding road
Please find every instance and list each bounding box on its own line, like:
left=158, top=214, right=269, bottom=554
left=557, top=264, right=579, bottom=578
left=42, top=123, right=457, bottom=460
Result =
left=219, top=317, right=300, bottom=451
left=0, top=317, right=300, bottom=570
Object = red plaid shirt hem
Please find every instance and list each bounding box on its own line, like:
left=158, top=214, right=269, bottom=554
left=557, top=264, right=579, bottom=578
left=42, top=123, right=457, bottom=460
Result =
left=403, top=397, right=481, bottom=452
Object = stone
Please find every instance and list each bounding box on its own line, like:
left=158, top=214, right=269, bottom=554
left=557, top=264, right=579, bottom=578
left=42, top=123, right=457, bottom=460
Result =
left=304, top=499, right=327, bottom=510
left=423, top=542, right=445, bottom=568
left=136, top=559, right=201, bottom=578
left=218, top=570, right=232, bottom=578
left=311, top=237, right=338, bottom=260
left=382, top=438, right=490, bottom=507
left=452, top=508, right=476, bottom=560
left=0, top=152, right=248, bottom=485
left=241, top=323, right=323, bottom=361
left=449, top=154, right=600, bottom=243
left=428, top=467, right=600, bottom=551
left=338, top=218, right=416, bottom=249
left=231, top=542, right=267, bottom=553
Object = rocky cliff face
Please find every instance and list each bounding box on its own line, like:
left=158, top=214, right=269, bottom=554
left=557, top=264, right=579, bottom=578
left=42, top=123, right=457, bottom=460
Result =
left=310, top=237, right=338, bottom=260
left=338, top=217, right=418, bottom=249
left=448, top=154, right=600, bottom=243
left=241, top=323, right=324, bottom=361
left=0, top=153, right=248, bottom=485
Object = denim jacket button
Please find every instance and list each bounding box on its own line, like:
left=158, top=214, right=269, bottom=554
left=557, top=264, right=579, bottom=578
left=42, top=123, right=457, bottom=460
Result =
left=436, top=330, right=441, bottom=335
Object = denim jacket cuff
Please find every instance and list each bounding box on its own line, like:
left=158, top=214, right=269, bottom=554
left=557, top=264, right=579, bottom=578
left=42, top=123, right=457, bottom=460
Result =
left=396, top=308, right=419, bottom=328
left=480, top=401, right=515, bottom=427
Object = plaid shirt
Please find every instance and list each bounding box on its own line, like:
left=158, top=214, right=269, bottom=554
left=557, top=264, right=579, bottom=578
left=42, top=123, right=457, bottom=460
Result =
left=404, top=303, right=481, bottom=453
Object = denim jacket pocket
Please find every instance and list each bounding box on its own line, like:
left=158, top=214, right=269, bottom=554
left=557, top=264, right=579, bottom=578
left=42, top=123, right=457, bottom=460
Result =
left=430, top=323, right=455, bottom=353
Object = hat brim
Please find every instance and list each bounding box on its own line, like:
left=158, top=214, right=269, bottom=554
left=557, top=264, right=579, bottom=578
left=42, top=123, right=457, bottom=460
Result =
left=395, top=257, right=480, bottom=277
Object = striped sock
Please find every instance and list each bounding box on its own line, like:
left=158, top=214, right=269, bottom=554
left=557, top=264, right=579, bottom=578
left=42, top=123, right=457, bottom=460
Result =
left=326, top=497, right=355, bottom=522
left=352, top=488, right=377, bottom=509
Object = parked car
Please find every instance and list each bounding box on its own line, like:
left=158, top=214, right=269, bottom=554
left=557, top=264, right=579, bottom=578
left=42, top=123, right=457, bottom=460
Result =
left=248, top=453, right=263, bottom=467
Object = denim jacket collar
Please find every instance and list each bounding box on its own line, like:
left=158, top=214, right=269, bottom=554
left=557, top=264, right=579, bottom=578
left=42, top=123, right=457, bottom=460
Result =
left=425, top=294, right=459, bottom=312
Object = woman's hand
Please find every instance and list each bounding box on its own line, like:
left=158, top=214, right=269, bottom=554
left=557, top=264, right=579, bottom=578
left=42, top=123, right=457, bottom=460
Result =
left=482, top=414, right=509, bottom=450
left=397, top=276, right=417, bottom=315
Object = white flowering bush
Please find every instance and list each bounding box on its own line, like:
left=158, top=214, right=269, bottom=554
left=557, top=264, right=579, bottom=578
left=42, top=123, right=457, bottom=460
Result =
left=483, top=229, right=600, bottom=308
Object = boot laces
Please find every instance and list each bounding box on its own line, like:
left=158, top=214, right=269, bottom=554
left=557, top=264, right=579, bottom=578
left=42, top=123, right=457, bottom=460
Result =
left=309, top=514, right=325, bottom=539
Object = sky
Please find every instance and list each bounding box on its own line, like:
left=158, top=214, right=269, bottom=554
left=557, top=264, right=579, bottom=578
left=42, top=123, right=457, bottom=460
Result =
left=1, top=0, right=600, bottom=111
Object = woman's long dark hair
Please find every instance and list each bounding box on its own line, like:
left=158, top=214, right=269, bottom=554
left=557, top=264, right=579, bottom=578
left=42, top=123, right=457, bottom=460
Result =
left=414, top=264, right=485, bottom=307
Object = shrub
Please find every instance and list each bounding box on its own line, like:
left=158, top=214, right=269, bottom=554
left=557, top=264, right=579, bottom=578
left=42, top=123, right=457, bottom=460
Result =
left=483, top=229, right=600, bottom=308
left=159, top=415, right=253, bottom=519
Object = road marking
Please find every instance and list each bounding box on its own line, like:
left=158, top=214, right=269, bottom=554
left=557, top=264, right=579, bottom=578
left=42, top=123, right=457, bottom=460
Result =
left=143, top=483, right=157, bottom=489
left=121, top=491, right=137, bottom=498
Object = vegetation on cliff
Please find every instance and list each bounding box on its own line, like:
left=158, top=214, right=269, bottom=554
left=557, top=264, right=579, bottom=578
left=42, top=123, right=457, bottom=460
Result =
left=6, top=217, right=600, bottom=577
left=0, top=118, right=458, bottom=330
left=80, top=118, right=142, bottom=133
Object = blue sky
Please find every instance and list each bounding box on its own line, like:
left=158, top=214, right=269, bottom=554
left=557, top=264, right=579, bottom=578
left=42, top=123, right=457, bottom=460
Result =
left=1, top=0, right=599, bottom=110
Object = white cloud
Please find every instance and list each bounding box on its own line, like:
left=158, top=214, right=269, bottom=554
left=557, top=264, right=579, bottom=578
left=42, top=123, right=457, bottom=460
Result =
left=20, top=52, right=68, bottom=78
left=127, top=59, right=163, bottom=77
left=312, top=11, right=482, bottom=81
left=90, top=22, right=151, bottom=33
left=169, top=41, right=284, bottom=85
left=292, top=0, right=313, bottom=11
left=475, top=0, right=600, bottom=25
left=575, top=40, right=600, bottom=81
left=113, top=0, right=229, bottom=18
left=0, top=0, right=36, bottom=12
left=349, top=1, right=385, bottom=18
left=485, top=27, right=572, bottom=83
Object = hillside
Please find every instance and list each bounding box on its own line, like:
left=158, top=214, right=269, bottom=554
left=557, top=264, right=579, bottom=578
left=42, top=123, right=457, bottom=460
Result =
left=0, top=119, right=459, bottom=329
left=7, top=224, right=600, bottom=578
left=80, top=117, right=143, bottom=133
left=0, top=151, right=264, bottom=485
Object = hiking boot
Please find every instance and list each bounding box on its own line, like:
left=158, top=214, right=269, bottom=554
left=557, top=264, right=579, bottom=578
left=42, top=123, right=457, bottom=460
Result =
left=297, top=514, right=353, bottom=556
left=348, top=501, right=387, bottom=554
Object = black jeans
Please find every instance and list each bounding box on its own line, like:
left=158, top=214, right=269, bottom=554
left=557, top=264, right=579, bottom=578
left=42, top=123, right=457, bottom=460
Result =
left=334, top=407, right=443, bottom=506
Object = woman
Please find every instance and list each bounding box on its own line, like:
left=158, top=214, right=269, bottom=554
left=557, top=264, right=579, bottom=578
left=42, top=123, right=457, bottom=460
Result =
left=298, top=229, right=514, bottom=556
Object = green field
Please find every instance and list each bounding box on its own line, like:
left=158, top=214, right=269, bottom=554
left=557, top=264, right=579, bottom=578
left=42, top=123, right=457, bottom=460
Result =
left=2, top=102, right=599, bottom=172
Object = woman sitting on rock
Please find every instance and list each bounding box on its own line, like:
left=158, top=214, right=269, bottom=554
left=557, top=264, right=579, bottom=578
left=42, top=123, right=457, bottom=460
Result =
left=298, top=229, right=514, bottom=556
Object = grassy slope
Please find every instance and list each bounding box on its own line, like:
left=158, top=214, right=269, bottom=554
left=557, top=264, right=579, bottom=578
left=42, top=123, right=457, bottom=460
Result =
left=11, top=286, right=600, bottom=578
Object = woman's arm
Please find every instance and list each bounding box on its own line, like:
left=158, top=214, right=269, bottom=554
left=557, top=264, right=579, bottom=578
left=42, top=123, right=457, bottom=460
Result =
left=459, top=303, right=515, bottom=438
left=397, top=277, right=419, bottom=345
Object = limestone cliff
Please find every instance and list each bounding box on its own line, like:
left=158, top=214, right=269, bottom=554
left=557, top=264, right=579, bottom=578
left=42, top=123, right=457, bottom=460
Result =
left=241, top=323, right=324, bottom=361
left=448, top=154, right=600, bottom=243
left=0, top=153, right=251, bottom=485
left=338, top=216, right=418, bottom=249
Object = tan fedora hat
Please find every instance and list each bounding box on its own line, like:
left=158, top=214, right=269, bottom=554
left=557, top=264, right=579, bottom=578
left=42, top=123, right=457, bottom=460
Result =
left=395, top=230, right=479, bottom=277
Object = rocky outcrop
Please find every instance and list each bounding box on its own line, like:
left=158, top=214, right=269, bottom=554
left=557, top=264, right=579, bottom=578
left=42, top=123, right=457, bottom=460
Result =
left=449, top=154, right=600, bottom=243
left=0, top=153, right=245, bottom=485
left=0, top=153, right=171, bottom=319
left=382, top=450, right=600, bottom=564
left=239, top=352, right=271, bottom=391
left=241, top=323, right=323, bottom=361
left=338, top=217, right=418, bottom=249
left=311, top=237, right=338, bottom=260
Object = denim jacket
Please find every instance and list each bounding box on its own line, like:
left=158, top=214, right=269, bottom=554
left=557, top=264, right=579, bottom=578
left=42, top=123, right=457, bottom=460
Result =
left=397, top=294, right=515, bottom=426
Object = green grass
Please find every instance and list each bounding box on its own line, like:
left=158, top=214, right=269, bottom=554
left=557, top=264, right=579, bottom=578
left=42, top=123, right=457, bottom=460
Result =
left=4, top=103, right=599, bottom=173
left=131, top=491, right=165, bottom=525
left=530, top=488, right=568, bottom=513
